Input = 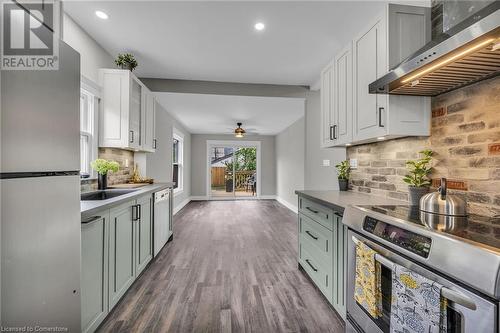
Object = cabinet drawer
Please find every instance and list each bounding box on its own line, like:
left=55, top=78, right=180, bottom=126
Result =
left=299, top=197, right=334, bottom=230
left=299, top=244, right=332, bottom=302
left=299, top=213, right=332, bottom=264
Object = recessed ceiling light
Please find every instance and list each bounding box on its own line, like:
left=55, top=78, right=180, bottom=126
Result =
left=95, top=11, right=108, bottom=20
left=254, top=22, right=265, bottom=31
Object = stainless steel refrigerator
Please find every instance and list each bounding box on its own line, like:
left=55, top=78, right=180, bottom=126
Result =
left=1, top=41, right=81, bottom=330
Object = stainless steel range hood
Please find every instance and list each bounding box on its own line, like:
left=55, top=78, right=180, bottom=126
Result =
left=370, top=2, right=500, bottom=97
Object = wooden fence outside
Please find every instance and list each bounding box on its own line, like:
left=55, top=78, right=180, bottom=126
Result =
left=211, top=167, right=255, bottom=190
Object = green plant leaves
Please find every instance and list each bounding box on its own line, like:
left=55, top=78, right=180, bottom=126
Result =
left=91, top=159, right=120, bottom=175
left=335, top=160, right=351, bottom=180
left=404, top=150, right=433, bottom=187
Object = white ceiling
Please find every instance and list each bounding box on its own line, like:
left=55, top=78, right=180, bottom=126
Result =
left=63, top=1, right=393, bottom=86
left=155, top=93, right=305, bottom=135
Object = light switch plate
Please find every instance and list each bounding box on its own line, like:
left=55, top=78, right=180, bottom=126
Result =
left=322, top=159, right=330, bottom=167
left=350, top=158, right=358, bottom=169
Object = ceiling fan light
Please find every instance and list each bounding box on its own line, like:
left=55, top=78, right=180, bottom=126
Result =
left=234, top=122, right=246, bottom=138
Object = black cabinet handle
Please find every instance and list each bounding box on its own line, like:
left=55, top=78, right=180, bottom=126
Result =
left=138, top=204, right=141, bottom=220
left=305, top=230, right=318, bottom=240
left=333, top=124, right=337, bottom=139
left=82, top=216, right=101, bottom=224
left=133, top=205, right=140, bottom=221
left=306, top=207, right=319, bottom=214
left=378, top=107, right=385, bottom=128
left=329, top=126, right=334, bottom=141
left=129, top=130, right=134, bottom=143
left=305, top=259, right=318, bottom=272
left=153, top=139, right=157, bottom=149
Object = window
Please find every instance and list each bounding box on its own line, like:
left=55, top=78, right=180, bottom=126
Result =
left=80, top=85, right=99, bottom=178
left=173, top=130, right=184, bottom=193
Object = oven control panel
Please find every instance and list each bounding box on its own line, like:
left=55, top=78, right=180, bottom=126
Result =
left=363, top=216, right=432, bottom=258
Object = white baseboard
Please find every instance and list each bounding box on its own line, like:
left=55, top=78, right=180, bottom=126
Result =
left=173, top=197, right=191, bottom=215
left=276, top=196, right=298, bottom=213
left=190, top=196, right=209, bottom=201
left=260, top=195, right=277, bottom=200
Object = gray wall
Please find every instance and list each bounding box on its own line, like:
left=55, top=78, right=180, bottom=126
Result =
left=140, top=104, right=191, bottom=211
left=62, top=13, right=114, bottom=83
left=275, top=117, right=305, bottom=209
left=190, top=134, right=276, bottom=197
left=304, top=90, right=346, bottom=190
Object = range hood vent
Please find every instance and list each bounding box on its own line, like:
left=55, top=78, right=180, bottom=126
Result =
left=370, top=2, right=500, bottom=97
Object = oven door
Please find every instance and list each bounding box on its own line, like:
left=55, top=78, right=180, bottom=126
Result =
left=346, top=229, right=498, bottom=333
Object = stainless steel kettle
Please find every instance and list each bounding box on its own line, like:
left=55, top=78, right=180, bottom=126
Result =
left=419, top=178, right=468, bottom=231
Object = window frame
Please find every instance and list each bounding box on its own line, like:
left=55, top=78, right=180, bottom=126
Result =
left=80, top=77, right=100, bottom=180
left=173, top=129, right=184, bottom=195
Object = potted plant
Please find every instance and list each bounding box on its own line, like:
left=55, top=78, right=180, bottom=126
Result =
left=91, top=159, right=120, bottom=190
left=403, top=149, right=433, bottom=206
left=335, top=160, right=351, bottom=191
left=114, top=53, right=138, bottom=71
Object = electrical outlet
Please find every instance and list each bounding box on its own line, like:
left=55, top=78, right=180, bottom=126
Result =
left=322, top=159, right=330, bottom=167
left=350, top=158, right=358, bottom=169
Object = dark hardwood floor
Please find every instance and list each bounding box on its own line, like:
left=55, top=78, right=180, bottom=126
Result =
left=98, top=200, right=345, bottom=333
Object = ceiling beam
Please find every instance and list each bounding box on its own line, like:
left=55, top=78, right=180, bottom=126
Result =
left=140, top=78, right=309, bottom=98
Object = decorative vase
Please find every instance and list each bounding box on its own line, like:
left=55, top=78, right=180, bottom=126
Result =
left=408, top=186, right=429, bottom=206
left=120, top=63, right=134, bottom=71
left=338, top=179, right=348, bottom=191
left=98, top=173, right=108, bottom=190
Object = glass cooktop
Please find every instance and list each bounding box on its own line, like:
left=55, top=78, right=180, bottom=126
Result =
left=359, top=205, right=500, bottom=251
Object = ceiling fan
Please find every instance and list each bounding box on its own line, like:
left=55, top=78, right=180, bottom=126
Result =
left=226, top=122, right=259, bottom=137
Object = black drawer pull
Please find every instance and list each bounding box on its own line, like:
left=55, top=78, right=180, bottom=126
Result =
left=305, top=259, right=318, bottom=272
left=82, top=216, right=101, bottom=224
left=305, top=230, right=318, bottom=240
left=306, top=207, right=319, bottom=214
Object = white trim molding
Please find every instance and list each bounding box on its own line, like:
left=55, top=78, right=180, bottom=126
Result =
left=276, top=196, right=298, bottom=213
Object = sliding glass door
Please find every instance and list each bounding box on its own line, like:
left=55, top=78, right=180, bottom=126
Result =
left=209, top=143, right=258, bottom=198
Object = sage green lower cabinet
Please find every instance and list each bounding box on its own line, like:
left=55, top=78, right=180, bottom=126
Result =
left=81, top=193, right=156, bottom=332
left=109, top=200, right=136, bottom=309
left=81, top=213, right=109, bottom=333
left=332, top=213, right=347, bottom=319
left=135, top=194, right=153, bottom=276
left=297, top=195, right=347, bottom=320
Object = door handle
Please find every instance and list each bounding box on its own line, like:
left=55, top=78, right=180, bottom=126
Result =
left=305, top=259, right=318, bottom=272
left=333, top=125, right=337, bottom=140
left=351, top=236, right=477, bottom=310
left=82, top=216, right=101, bottom=224
left=137, top=204, right=141, bottom=220
left=305, top=230, right=318, bottom=240
left=129, top=130, right=134, bottom=143
left=306, top=206, right=319, bottom=214
left=329, top=126, right=334, bottom=141
left=153, top=139, right=157, bottom=149
left=378, top=107, right=385, bottom=127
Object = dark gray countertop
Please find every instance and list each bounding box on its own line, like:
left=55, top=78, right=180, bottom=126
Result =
left=295, top=190, right=406, bottom=213
left=81, top=182, right=174, bottom=216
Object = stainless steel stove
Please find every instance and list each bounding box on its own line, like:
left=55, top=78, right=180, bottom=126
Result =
left=343, top=204, right=500, bottom=333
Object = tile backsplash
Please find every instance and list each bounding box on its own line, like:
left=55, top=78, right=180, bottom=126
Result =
left=80, top=148, right=134, bottom=192
left=347, top=76, right=500, bottom=217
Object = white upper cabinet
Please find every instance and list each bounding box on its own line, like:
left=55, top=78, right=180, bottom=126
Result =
left=320, top=61, right=335, bottom=147
left=141, top=91, right=156, bottom=153
left=333, top=43, right=353, bottom=146
left=99, top=69, right=156, bottom=152
left=320, top=3, right=431, bottom=147
left=352, top=4, right=431, bottom=143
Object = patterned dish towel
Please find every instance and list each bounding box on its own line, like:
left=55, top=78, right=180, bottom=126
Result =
left=391, top=263, right=447, bottom=333
left=354, top=241, right=382, bottom=318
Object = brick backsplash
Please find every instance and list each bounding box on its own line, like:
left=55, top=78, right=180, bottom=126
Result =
left=347, top=76, right=500, bottom=218
left=80, top=148, right=134, bottom=192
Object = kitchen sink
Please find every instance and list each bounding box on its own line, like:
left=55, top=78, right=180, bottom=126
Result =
left=81, top=189, right=139, bottom=201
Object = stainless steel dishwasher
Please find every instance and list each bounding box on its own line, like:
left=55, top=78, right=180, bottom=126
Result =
left=153, top=188, right=172, bottom=257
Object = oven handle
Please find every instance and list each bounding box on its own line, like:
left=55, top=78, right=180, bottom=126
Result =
left=351, top=236, right=477, bottom=311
